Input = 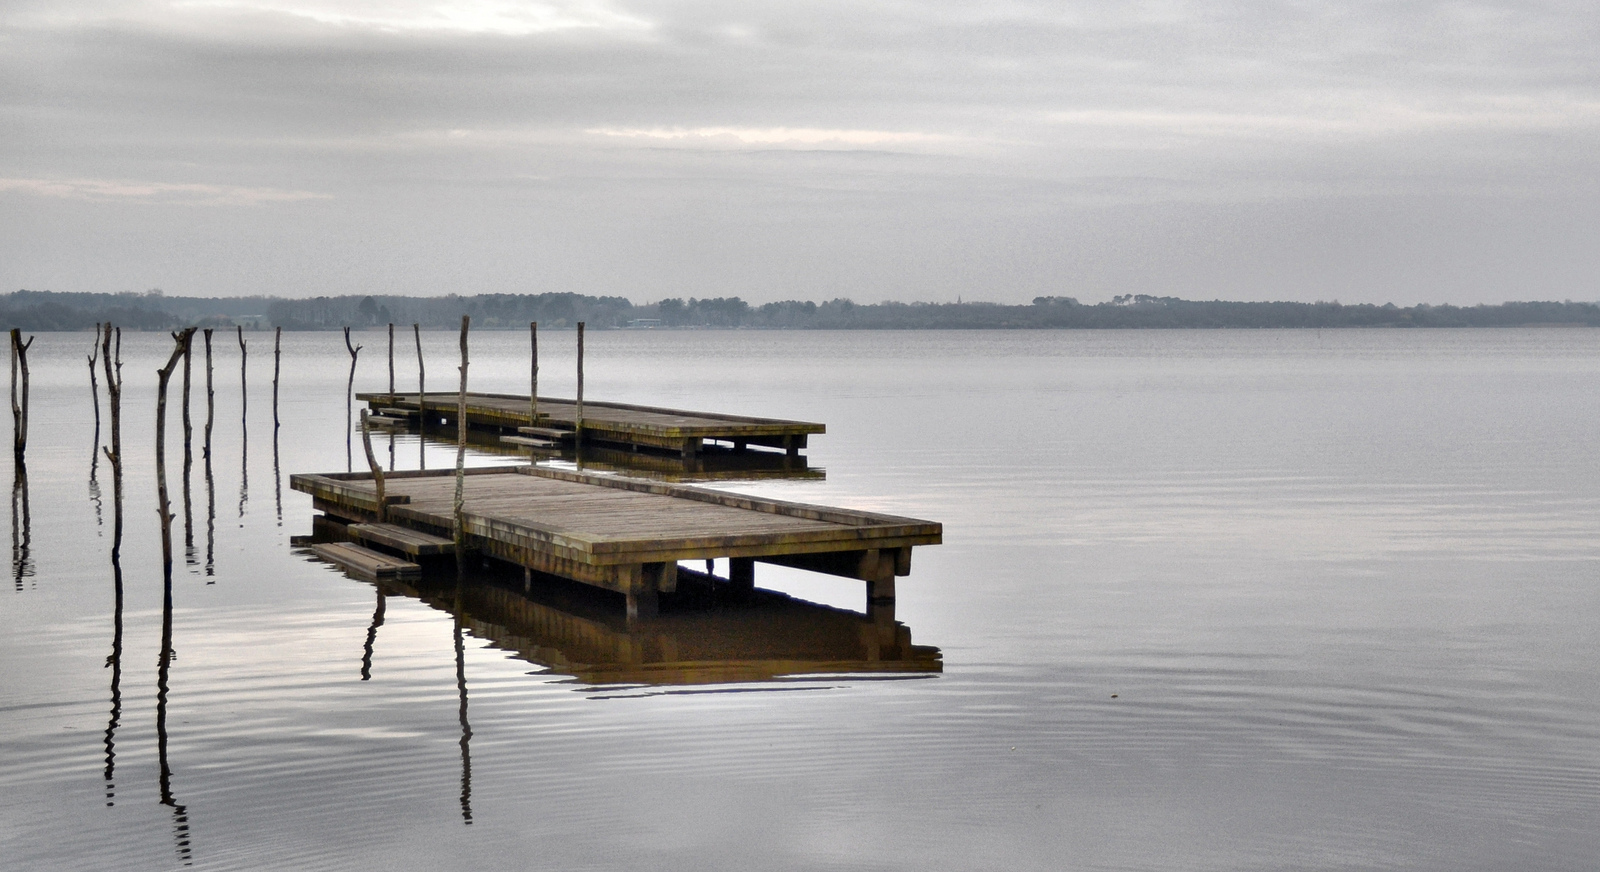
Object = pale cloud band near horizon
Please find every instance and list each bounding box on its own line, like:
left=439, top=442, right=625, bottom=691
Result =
left=3, top=0, right=1597, bottom=304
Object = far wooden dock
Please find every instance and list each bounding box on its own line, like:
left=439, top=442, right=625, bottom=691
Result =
left=292, top=466, right=941, bottom=619
left=359, top=392, right=824, bottom=458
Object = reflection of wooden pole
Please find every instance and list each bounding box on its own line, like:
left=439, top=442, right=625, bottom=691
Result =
left=272, top=326, right=282, bottom=429
left=10, top=328, right=33, bottom=462
left=575, top=321, right=584, bottom=446
left=156, top=329, right=196, bottom=573
left=359, top=410, right=386, bottom=522
left=454, top=316, right=470, bottom=567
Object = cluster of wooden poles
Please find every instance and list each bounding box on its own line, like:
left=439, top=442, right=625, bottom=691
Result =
left=352, top=317, right=587, bottom=572
left=8, top=317, right=585, bottom=583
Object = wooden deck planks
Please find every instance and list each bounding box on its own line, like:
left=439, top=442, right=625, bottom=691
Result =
left=308, top=542, right=422, bottom=580
left=293, top=466, right=940, bottom=570
left=357, top=391, right=823, bottom=453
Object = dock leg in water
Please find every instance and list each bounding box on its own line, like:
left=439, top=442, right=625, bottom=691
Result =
left=729, top=557, right=754, bottom=597
left=626, top=588, right=658, bottom=622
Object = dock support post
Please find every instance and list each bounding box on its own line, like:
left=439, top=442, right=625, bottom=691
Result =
left=626, top=588, right=658, bottom=621
left=785, top=434, right=800, bottom=458
left=729, top=557, right=754, bottom=596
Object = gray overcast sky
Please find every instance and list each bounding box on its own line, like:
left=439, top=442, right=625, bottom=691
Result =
left=2, top=0, right=1597, bottom=304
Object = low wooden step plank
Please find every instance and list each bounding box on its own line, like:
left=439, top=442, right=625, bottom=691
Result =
left=309, top=542, right=421, bottom=580
left=348, top=522, right=456, bottom=556
left=379, top=407, right=418, bottom=416
left=501, top=435, right=559, bottom=449
left=517, top=425, right=573, bottom=439
left=366, top=415, right=408, bottom=426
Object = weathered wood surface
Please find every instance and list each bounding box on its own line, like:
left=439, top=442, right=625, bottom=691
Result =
left=291, top=466, right=940, bottom=603
left=309, top=542, right=421, bottom=580
left=349, top=522, right=456, bottom=556
left=357, top=391, right=823, bottom=454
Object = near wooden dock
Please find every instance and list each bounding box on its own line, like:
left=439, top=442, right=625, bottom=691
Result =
left=292, top=466, right=941, bottom=619
left=358, top=391, right=824, bottom=458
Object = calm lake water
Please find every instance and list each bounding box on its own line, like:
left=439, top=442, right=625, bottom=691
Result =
left=3, top=328, right=1598, bottom=871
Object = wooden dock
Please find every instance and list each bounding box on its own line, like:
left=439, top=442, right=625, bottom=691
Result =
left=358, top=392, right=824, bottom=458
left=291, top=466, right=941, bottom=619
left=409, top=424, right=824, bottom=482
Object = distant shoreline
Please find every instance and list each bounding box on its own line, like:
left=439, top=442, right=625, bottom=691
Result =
left=5, top=289, right=1599, bottom=331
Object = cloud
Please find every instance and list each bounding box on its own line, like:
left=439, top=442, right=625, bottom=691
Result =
left=0, top=177, right=332, bottom=205
left=585, top=126, right=958, bottom=149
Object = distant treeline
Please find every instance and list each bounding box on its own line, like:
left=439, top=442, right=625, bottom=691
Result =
left=5, top=289, right=1600, bottom=331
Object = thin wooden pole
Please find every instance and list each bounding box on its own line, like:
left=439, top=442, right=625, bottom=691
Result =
left=156, top=329, right=196, bottom=574
left=181, top=331, right=192, bottom=452
left=203, top=329, right=214, bottom=460
left=179, top=329, right=194, bottom=564
left=344, top=327, right=362, bottom=472
left=359, top=410, right=386, bottom=522
left=387, top=323, right=395, bottom=397
left=529, top=321, right=538, bottom=425
left=454, top=315, right=469, bottom=568
left=272, top=326, right=282, bottom=429
left=88, top=324, right=101, bottom=430
left=102, top=326, right=123, bottom=559
left=236, top=325, right=247, bottom=427
left=575, top=321, right=584, bottom=447
left=416, top=323, right=428, bottom=467
left=10, top=328, right=33, bottom=463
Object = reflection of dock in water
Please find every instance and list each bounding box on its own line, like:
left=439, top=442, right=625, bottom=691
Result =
left=337, top=546, right=941, bottom=685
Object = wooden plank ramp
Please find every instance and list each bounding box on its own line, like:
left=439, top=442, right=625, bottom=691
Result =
left=357, top=391, right=823, bottom=458
left=309, top=542, right=421, bottom=580
left=292, top=466, right=940, bottom=620
left=348, top=522, right=456, bottom=556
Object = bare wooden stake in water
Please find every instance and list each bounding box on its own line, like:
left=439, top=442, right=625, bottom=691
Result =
left=180, top=330, right=193, bottom=458
left=272, top=326, right=282, bottom=429
left=88, top=324, right=102, bottom=430
left=344, top=327, right=363, bottom=472
left=454, top=316, right=470, bottom=569
left=529, top=321, right=538, bottom=424
left=575, top=321, right=585, bottom=448
left=156, top=329, right=197, bottom=574
left=236, top=325, right=247, bottom=426
left=414, top=323, right=426, bottom=468
left=101, top=326, right=124, bottom=559
left=359, top=410, right=387, bottom=523
left=10, top=328, right=34, bottom=463
left=203, top=329, right=214, bottom=460
left=178, top=330, right=194, bottom=564
left=387, top=323, right=395, bottom=397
